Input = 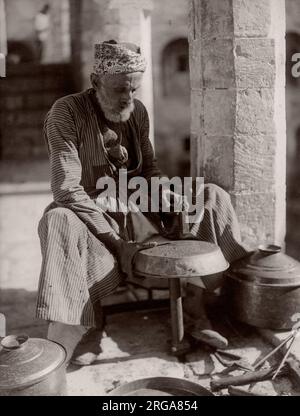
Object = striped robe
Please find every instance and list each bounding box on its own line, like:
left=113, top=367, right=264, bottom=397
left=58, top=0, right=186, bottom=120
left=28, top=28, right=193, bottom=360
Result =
left=36, top=88, right=248, bottom=327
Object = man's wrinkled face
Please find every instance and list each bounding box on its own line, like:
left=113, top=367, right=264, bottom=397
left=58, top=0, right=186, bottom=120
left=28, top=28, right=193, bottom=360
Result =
left=91, top=72, right=143, bottom=123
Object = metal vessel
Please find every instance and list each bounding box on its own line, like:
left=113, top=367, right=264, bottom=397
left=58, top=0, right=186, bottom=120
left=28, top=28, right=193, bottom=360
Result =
left=225, top=244, right=300, bottom=329
left=135, top=239, right=229, bottom=278
left=109, top=376, right=213, bottom=396
left=0, top=334, right=67, bottom=396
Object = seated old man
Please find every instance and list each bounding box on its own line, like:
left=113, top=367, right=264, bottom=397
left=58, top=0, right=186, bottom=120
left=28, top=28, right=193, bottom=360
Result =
left=36, top=41, right=248, bottom=366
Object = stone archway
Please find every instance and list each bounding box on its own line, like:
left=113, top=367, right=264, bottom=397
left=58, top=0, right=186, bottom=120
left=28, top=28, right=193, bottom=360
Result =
left=161, top=38, right=189, bottom=97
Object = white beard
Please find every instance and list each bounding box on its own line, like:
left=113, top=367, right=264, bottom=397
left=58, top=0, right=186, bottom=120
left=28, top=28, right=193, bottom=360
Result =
left=96, top=90, right=135, bottom=123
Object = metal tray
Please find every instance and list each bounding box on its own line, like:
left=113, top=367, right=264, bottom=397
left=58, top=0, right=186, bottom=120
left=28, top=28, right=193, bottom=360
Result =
left=134, top=240, right=228, bottom=278
left=108, top=377, right=213, bottom=396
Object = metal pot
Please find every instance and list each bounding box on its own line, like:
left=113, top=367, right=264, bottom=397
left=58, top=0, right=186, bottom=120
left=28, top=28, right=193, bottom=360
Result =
left=225, top=244, right=300, bottom=330
left=0, top=334, right=67, bottom=396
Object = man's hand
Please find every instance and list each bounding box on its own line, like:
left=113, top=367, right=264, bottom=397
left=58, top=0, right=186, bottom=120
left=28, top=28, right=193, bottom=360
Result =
left=97, top=232, right=156, bottom=278
left=115, top=240, right=157, bottom=279
left=160, top=188, right=189, bottom=213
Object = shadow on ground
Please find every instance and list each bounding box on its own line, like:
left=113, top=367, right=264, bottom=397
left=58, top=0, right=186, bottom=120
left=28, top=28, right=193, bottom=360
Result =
left=0, top=287, right=174, bottom=360
left=1, top=288, right=300, bottom=396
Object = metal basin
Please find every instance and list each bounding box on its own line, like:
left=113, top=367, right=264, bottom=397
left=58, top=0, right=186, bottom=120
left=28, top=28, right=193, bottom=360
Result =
left=134, top=239, right=229, bottom=278
left=109, top=377, right=213, bottom=396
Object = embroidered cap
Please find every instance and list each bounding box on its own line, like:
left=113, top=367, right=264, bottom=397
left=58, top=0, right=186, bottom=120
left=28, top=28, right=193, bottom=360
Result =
left=93, top=41, right=147, bottom=75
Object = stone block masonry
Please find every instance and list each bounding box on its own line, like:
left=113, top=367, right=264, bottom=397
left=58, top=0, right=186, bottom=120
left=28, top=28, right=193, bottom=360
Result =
left=189, top=0, right=286, bottom=247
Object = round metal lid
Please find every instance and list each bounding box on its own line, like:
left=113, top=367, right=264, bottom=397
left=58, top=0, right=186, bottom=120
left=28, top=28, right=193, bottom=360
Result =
left=227, top=244, right=300, bottom=286
left=0, top=334, right=66, bottom=390
left=109, top=377, right=213, bottom=396
left=134, top=239, right=229, bottom=278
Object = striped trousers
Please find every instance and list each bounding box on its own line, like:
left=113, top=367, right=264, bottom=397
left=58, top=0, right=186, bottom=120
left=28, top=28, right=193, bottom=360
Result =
left=36, top=184, right=248, bottom=327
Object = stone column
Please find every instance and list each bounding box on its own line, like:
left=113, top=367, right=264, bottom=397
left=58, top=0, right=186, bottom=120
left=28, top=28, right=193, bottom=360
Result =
left=0, top=0, right=6, bottom=54
left=43, top=0, right=71, bottom=63
left=189, top=0, right=286, bottom=247
left=71, top=0, right=154, bottom=143
left=0, top=0, right=6, bottom=77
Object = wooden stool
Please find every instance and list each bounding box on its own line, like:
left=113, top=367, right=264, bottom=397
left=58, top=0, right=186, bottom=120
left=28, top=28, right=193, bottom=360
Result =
left=134, top=238, right=229, bottom=355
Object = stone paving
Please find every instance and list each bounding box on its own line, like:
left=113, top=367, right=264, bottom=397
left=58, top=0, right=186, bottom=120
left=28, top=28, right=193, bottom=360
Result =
left=1, top=165, right=300, bottom=396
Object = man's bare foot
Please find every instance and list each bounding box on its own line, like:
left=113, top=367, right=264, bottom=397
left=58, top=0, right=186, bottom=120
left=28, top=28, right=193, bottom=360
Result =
left=71, top=327, right=103, bottom=366
left=183, top=284, right=228, bottom=349
left=184, top=313, right=228, bottom=349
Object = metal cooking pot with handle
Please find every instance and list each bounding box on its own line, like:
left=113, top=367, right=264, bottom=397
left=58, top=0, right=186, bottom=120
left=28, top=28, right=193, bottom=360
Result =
left=0, top=334, right=67, bottom=396
left=225, top=244, right=300, bottom=329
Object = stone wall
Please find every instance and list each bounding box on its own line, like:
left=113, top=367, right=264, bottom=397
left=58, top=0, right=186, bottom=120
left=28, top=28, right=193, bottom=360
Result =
left=69, top=0, right=155, bottom=145
left=0, top=63, right=74, bottom=159
left=189, top=0, right=286, bottom=247
left=0, top=0, right=6, bottom=55
left=69, top=0, right=191, bottom=177
left=69, top=1, right=151, bottom=89
left=4, top=0, right=70, bottom=64
left=43, top=0, right=71, bottom=64
left=5, top=0, right=45, bottom=41
left=151, top=0, right=190, bottom=177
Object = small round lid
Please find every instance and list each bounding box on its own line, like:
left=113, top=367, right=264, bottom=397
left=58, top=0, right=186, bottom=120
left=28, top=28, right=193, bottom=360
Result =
left=0, top=334, right=66, bottom=390
left=228, top=244, right=300, bottom=286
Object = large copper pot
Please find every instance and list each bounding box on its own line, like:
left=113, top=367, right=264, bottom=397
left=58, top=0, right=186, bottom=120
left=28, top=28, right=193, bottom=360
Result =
left=225, top=244, right=300, bottom=329
left=0, top=334, right=67, bottom=396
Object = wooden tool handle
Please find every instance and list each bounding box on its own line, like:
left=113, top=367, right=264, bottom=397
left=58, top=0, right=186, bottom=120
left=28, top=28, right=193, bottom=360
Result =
left=211, top=368, right=275, bottom=391
left=228, top=386, right=265, bottom=396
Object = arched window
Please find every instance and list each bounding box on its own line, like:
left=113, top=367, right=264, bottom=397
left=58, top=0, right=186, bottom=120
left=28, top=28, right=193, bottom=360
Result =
left=161, top=38, right=189, bottom=97
left=183, top=135, right=190, bottom=153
